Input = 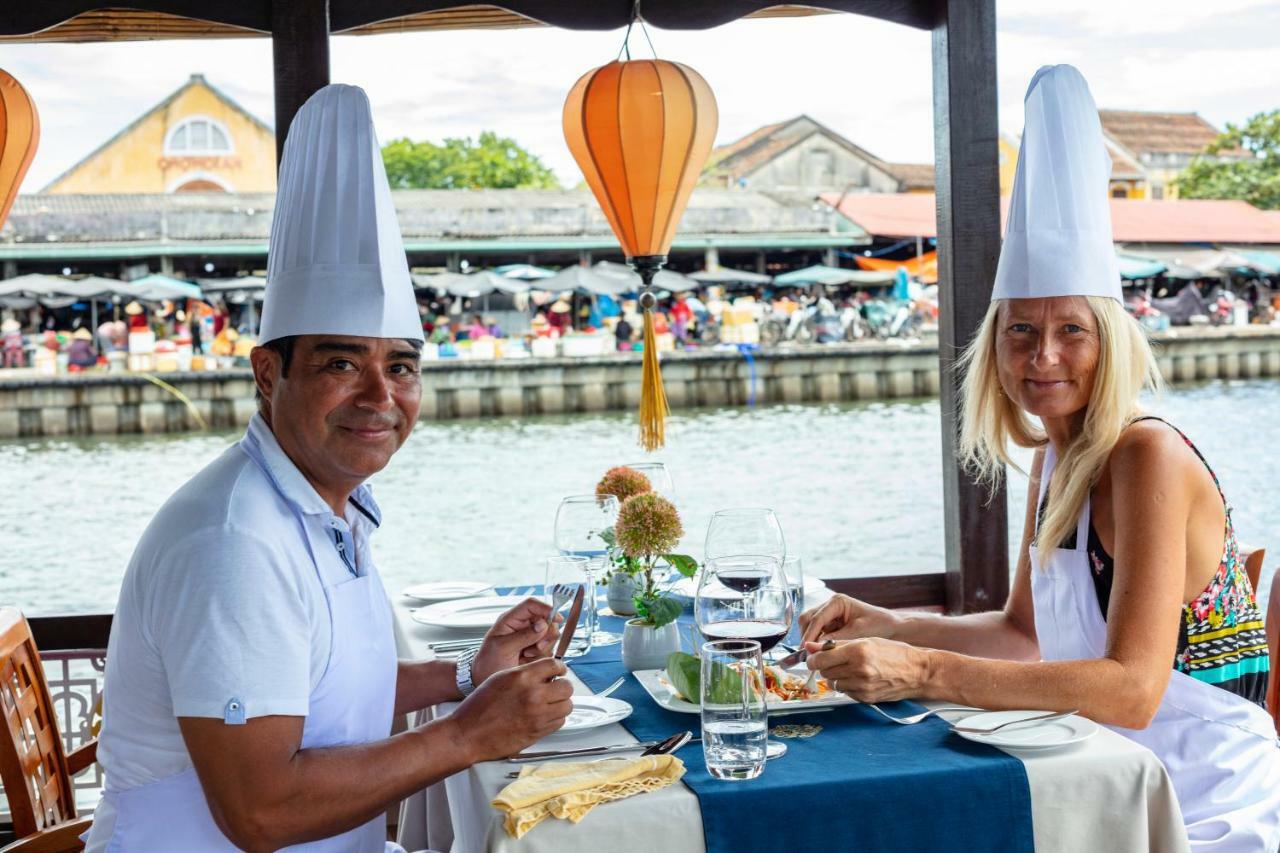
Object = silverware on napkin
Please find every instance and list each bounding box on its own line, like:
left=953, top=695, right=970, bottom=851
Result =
left=505, top=731, right=695, bottom=771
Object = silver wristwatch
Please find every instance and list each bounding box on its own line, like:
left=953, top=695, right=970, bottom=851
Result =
left=455, top=647, right=480, bottom=698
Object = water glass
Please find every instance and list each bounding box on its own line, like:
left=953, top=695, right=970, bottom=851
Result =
left=543, top=555, right=591, bottom=657
left=700, top=639, right=768, bottom=781
left=782, top=555, right=805, bottom=616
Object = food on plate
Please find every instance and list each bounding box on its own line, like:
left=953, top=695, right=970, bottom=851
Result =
left=663, top=651, right=832, bottom=704
left=762, top=665, right=832, bottom=701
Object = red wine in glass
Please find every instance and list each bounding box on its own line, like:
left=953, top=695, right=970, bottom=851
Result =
left=717, top=567, right=773, bottom=593
left=699, top=619, right=789, bottom=652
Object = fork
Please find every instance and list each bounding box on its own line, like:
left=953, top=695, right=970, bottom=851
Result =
left=548, top=583, right=575, bottom=621
left=864, top=704, right=980, bottom=725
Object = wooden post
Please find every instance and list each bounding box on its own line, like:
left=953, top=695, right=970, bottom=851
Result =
left=931, top=0, right=1008, bottom=614
left=272, top=0, right=331, bottom=169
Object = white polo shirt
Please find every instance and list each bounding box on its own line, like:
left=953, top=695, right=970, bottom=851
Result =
left=89, top=414, right=382, bottom=836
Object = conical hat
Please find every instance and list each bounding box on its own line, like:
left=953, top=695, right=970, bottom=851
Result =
left=259, top=84, right=424, bottom=344
left=993, top=65, right=1120, bottom=302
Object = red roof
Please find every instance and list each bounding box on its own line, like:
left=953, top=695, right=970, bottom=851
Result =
left=823, top=193, right=1280, bottom=244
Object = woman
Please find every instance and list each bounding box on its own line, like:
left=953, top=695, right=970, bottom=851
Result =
left=801, top=65, right=1280, bottom=852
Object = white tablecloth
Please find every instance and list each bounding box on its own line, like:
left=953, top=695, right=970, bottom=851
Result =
left=391, top=591, right=1189, bottom=853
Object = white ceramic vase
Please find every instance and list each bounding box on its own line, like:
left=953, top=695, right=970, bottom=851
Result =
left=606, top=573, right=639, bottom=616
left=621, top=619, right=681, bottom=672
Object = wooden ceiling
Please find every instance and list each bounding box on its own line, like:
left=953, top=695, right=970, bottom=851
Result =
left=0, top=2, right=940, bottom=43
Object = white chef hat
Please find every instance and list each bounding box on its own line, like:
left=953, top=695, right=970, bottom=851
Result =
left=259, top=84, right=424, bottom=344
left=992, top=65, right=1121, bottom=302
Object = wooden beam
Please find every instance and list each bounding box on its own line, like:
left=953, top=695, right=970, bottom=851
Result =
left=825, top=573, right=946, bottom=610
left=271, top=0, right=331, bottom=168
left=931, top=0, right=1008, bottom=614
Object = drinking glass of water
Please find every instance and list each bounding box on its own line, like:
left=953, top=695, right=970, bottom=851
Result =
left=543, top=555, right=591, bottom=657
left=553, top=494, right=621, bottom=646
left=701, top=639, right=767, bottom=781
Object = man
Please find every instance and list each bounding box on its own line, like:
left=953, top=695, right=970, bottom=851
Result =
left=84, top=85, right=572, bottom=852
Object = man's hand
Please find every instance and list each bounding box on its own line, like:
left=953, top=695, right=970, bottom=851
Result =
left=449, top=657, right=574, bottom=762
left=805, top=637, right=930, bottom=703
left=799, top=593, right=900, bottom=643
left=472, top=598, right=562, bottom=684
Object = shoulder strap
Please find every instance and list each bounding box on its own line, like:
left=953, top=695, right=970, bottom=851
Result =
left=1127, top=416, right=1226, bottom=504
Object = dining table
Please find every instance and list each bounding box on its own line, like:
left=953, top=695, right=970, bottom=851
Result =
left=392, top=583, right=1191, bottom=853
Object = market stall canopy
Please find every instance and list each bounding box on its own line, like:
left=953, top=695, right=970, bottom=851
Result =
left=127, top=274, right=203, bottom=301
left=411, top=270, right=528, bottom=297
left=1121, top=247, right=1259, bottom=280
left=854, top=251, right=939, bottom=284
left=200, top=276, right=267, bottom=294
left=593, top=262, right=698, bottom=293
left=1116, top=254, right=1167, bottom=281
left=493, top=263, right=555, bottom=281
left=0, top=273, right=66, bottom=297
left=688, top=267, right=772, bottom=284
left=774, top=265, right=895, bottom=287
left=541, top=265, right=630, bottom=296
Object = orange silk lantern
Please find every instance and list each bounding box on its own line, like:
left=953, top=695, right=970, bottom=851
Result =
left=563, top=59, right=717, bottom=450
left=0, top=69, right=39, bottom=229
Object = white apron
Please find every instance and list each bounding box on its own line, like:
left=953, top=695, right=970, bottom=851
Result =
left=1030, top=445, right=1280, bottom=852
left=99, top=440, right=401, bottom=852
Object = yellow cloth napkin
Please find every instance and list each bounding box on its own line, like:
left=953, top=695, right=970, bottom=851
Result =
left=492, top=754, right=686, bottom=838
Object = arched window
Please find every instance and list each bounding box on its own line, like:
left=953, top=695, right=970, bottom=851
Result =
left=164, top=116, right=234, bottom=156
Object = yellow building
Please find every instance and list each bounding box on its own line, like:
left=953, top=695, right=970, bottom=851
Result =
left=42, top=74, right=276, bottom=194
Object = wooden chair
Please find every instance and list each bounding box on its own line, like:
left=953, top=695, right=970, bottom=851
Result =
left=1268, top=568, right=1280, bottom=736
left=1242, top=545, right=1266, bottom=593
left=0, top=608, right=96, bottom=852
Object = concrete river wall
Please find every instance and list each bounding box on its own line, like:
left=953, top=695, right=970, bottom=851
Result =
left=3, top=327, right=1280, bottom=438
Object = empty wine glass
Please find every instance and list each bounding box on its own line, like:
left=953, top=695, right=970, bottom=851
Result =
left=623, top=461, right=676, bottom=503
left=553, top=494, right=621, bottom=646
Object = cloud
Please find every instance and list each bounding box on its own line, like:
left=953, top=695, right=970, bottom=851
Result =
left=6, top=0, right=1278, bottom=193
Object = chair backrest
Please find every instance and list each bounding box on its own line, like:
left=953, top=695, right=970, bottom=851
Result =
left=0, top=607, right=79, bottom=836
left=1267, top=571, right=1280, bottom=735
left=1243, top=546, right=1266, bottom=593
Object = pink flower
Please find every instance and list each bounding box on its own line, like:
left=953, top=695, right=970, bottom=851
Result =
left=614, top=493, right=683, bottom=558
left=596, top=466, right=653, bottom=503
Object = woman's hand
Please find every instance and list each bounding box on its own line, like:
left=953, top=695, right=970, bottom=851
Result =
left=805, top=637, right=931, bottom=703
left=799, top=593, right=900, bottom=643
left=472, top=598, right=563, bottom=684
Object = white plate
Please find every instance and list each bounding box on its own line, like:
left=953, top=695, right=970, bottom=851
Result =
left=409, top=595, right=528, bottom=630
left=558, top=696, right=633, bottom=733
left=952, top=711, right=1098, bottom=751
left=632, top=667, right=854, bottom=714
left=401, top=581, right=494, bottom=604
left=669, top=573, right=826, bottom=601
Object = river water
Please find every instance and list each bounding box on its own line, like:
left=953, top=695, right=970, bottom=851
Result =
left=3, top=379, right=1277, bottom=615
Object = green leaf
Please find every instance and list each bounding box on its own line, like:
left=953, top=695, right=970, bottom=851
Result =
left=646, top=595, right=683, bottom=629
left=664, top=554, right=699, bottom=577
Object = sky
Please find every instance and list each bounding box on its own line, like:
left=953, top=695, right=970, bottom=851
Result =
left=4, top=0, right=1279, bottom=193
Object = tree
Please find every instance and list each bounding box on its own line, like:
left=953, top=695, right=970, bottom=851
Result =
left=1177, top=110, right=1280, bottom=210
left=382, top=131, right=560, bottom=190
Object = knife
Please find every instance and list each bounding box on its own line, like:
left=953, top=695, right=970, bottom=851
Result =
left=507, top=731, right=696, bottom=765
left=775, top=638, right=835, bottom=669
left=554, top=585, right=585, bottom=660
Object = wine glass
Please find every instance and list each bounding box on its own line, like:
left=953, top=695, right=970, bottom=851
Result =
left=703, top=507, right=786, bottom=566
left=623, top=461, right=676, bottom=503
left=694, top=556, right=793, bottom=657
left=553, top=494, right=621, bottom=646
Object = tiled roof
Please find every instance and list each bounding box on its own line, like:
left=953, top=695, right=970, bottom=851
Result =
left=1098, top=110, right=1248, bottom=158
left=1, top=188, right=851, bottom=246
left=1104, top=139, right=1144, bottom=179
left=822, top=192, right=1280, bottom=244
left=883, top=163, right=934, bottom=190
left=704, top=115, right=898, bottom=186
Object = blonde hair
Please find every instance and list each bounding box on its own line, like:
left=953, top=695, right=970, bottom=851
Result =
left=957, top=296, right=1162, bottom=554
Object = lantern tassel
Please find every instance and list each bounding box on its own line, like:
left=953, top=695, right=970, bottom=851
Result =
left=635, top=257, right=669, bottom=451
left=639, top=298, right=669, bottom=451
